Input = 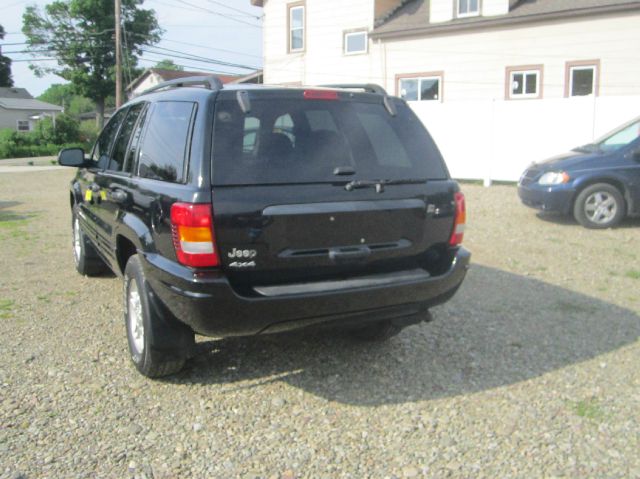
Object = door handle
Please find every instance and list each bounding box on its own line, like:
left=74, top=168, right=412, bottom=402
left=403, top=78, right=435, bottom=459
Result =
left=108, top=189, right=128, bottom=204
left=328, top=246, right=371, bottom=263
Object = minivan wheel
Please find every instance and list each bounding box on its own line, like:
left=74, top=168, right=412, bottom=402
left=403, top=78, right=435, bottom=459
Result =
left=350, top=320, right=403, bottom=341
left=72, top=210, right=107, bottom=276
left=124, top=255, right=186, bottom=378
left=573, top=183, right=625, bottom=229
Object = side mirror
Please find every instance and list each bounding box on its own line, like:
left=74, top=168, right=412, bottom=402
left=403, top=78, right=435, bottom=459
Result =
left=58, top=147, right=87, bottom=167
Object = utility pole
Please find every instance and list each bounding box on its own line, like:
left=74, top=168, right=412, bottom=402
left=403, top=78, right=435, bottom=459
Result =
left=115, top=0, right=122, bottom=108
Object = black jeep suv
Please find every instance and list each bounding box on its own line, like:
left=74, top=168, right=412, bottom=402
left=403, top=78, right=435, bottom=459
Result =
left=58, top=77, right=470, bottom=378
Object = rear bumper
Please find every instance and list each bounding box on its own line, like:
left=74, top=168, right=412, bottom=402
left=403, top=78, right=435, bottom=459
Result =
left=517, top=183, right=575, bottom=215
left=141, top=247, right=471, bottom=337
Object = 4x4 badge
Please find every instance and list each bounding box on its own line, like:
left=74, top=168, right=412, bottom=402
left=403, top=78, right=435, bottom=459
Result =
left=229, top=261, right=256, bottom=269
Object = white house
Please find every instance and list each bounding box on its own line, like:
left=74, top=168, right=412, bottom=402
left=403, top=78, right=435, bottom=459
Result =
left=251, top=0, right=640, bottom=181
left=0, top=87, right=63, bottom=132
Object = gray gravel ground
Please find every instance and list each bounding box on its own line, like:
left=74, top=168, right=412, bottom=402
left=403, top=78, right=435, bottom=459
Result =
left=1, top=170, right=639, bottom=479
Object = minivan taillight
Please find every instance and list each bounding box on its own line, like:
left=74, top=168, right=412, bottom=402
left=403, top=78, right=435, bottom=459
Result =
left=449, top=192, right=466, bottom=246
left=170, top=203, right=220, bottom=267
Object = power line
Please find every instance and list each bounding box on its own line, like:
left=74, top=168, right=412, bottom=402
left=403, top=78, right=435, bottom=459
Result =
left=202, top=0, right=262, bottom=20
left=136, top=57, right=244, bottom=76
left=140, top=49, right=256, bottom=71
left=170, top=0, right=261, bottom=28
left=141, top=45, right=258, bottom=69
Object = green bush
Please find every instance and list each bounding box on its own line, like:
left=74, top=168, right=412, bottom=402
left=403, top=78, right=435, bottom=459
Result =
left=34, top=114, right=81, bottom=144
left=0, top=114, right=89, bottom=159
left=79, top=120, right=100, bottom=144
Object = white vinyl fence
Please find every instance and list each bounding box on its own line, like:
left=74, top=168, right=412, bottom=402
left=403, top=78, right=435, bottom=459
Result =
left=409, top=96, right=640, bottom=183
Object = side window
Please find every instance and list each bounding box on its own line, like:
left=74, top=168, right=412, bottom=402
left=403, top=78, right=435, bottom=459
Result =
left=124, top=104, right=149, bottom=174
left=108, top=103, right=146, bottom=172
left=138, top=101, right=195, bottom=183
left=92, top=109, right=127, bottom=167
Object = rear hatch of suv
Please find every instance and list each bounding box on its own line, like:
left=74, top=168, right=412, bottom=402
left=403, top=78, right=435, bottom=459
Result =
left=210, top=88, right=460, bottom=293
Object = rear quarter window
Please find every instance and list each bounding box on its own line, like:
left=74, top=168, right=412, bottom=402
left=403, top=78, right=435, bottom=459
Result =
left=138, top=101, right=196, bottom=183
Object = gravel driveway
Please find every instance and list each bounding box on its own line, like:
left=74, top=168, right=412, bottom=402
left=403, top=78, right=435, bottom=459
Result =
left=1, top=170, right=638, bottom=479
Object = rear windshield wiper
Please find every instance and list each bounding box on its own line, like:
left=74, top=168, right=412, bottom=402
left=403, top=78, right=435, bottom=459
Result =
left=344, top=178, right=426, bottom=192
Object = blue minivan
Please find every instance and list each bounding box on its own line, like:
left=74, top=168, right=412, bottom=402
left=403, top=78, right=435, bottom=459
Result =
left=518, top=116, right=640, bottom=228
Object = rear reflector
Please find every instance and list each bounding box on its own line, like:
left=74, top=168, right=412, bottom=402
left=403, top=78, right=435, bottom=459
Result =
left=303, top=89, right=339, bottom=100
left=170, top=202, right=220, bottom=267
left=449, top=192, right=466, bottom=246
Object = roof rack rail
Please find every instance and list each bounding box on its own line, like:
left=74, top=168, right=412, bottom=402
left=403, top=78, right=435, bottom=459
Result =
left=319, top=83, right=388, bottom=95
left=139, top=75, right=223, bottom=96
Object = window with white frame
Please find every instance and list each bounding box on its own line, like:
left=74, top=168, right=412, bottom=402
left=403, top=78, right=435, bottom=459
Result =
left=507, top=68, right=541, bottom=99
left=17, top=120, right=30, bottom=132
left=288, top=3, right=304, bottom=52
left=568, top=64, right=597, bottom=97
left=457, top=0, right=479, bottom=17
left=398, top=75, right=442, bottom=102
left=344, top=31, right=367, bottom=55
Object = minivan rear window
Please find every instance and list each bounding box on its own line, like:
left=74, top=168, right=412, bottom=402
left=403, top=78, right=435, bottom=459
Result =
left=212, top=96, right=447, bottom=185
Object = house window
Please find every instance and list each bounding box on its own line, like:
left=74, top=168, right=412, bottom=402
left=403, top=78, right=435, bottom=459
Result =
left=565, top=60, right=599, bottom=97
left=344, top=31, right=368, bottom=55
left=505, top=65, right=543, bottom=99
left=17, top=120, right=30, bottom=132
left=288, top=3, right=305, bottom=52
left=397, top=73, right=443, bottom=102
left=457, top=0, right=479, bottom=17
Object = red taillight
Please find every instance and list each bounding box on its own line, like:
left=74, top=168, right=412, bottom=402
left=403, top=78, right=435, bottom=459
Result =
left=303, top=89, right=339, bottom=100
left=449, top=192, right=466, bottom=246
left=170, top=203, right=220, bottom=267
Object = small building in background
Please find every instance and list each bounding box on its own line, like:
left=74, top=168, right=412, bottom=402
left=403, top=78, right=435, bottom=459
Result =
left=0, top=87, right=63, bottom=132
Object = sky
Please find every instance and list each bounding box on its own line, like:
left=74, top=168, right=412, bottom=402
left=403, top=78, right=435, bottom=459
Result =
left=0, top=0, right=264, bottom=97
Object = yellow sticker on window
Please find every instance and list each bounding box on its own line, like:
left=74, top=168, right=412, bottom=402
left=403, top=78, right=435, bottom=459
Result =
left=100, top=190, right=107, bottom=201
left=84, top=190, right=92, bottom=201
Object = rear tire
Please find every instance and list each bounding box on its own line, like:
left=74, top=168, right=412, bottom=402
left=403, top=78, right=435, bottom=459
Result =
left=124, top=255, right=187, bottom=378
left=72, top=209, right=107, bottom=276
left=573, top=183, right=625, bottom=229
left=350, top=320, right=403, bottom=341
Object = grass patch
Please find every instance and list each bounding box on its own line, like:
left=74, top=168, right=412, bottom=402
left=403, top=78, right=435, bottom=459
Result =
left=569, top=398, right=606, bottom=422
left=0, top=212, right=37, bottom=241
left=0, top=299, right=14, bottom=319
left=37, top=294, right=51, bottom=303
left=624, top=270, right=640, bottom=280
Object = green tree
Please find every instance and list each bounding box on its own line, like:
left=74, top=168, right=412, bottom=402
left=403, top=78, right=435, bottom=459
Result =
left=38, top=83, right=96, bottom=116
left=22, top=0, right=162, bottom=127
left=153, top=59, right=183, bottom=71
left=0, top=25, right=14, bottom=87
